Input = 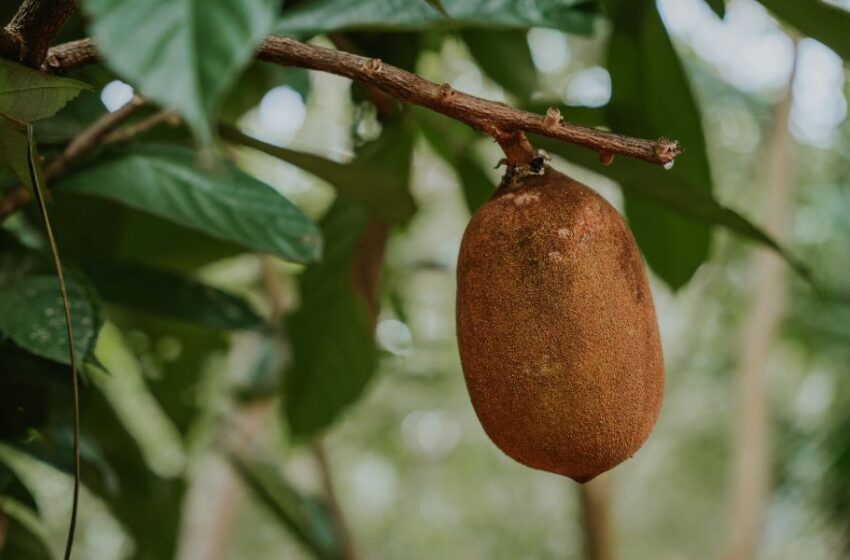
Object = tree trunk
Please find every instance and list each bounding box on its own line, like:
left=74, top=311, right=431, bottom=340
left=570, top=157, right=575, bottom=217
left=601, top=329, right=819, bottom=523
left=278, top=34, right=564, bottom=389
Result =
left=722, top=43, right=798, bottom=560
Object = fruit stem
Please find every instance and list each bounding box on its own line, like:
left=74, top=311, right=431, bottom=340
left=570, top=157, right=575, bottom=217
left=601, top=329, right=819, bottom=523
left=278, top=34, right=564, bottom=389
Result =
left=493, top=129, right=537, bottom=168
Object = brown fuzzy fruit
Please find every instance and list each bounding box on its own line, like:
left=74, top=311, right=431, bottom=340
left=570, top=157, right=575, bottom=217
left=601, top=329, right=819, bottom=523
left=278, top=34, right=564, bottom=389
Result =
left=456, top=166, right=664, bottom=482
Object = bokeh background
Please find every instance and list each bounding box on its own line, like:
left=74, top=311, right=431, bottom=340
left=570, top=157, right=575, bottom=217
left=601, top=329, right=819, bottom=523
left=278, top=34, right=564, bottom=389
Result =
left=1, top=0, right=849, bottom=559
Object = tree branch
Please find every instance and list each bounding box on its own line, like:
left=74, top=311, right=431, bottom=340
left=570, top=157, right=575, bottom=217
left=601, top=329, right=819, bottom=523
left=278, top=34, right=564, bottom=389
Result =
left=43, top=36, right=683, bottom=167
left=1, top=0, right=77, bottom=67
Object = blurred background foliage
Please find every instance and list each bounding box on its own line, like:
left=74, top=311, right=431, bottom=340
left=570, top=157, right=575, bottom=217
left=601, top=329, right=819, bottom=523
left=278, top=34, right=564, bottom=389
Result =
left=0, top=0, right=849, bottom=558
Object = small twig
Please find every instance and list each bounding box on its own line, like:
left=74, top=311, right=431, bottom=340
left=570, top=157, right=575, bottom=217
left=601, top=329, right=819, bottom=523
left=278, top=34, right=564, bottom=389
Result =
left=44, top=96, right=146, bottom=178
left=311, top=440, right=358, bottom=560
left=101, top=109, right=180, bottom=144
left=1, top=0, right=77, bottom=67
left=26, top=124, right=80, bottom=560
left=43, top=36, right=683, bottom=167
left=261, top=256, right=288, bottom=323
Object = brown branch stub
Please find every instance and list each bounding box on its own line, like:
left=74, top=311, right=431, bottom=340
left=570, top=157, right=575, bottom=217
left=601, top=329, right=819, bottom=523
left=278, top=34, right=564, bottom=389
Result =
left=44, top=37, right=98, bottom=72
left=1, top=0, right=77, bottom=67
left=543, top=106, right=561, bottom=129
left=42, top=35, right=685, bottom=167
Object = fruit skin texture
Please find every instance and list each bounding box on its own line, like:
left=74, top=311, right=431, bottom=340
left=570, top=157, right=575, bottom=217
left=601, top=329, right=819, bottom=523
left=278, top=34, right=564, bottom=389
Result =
left=456, top=166, right=664, bottom=483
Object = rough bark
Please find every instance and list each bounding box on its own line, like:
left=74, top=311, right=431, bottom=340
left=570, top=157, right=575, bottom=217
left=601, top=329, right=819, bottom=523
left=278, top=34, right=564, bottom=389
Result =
left=1, top=0, right=77, bottom=67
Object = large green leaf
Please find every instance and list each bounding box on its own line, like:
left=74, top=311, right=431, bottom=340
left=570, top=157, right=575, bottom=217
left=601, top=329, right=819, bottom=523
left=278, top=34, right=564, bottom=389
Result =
left=0, top=237, right=102, bottom=364
left=756, top=0, right=850, bottom=62
left=461, top=29, right=538, bottom=100
left=285, top=200, right=385, bottom=439
left=276, top=0, right=596, bottom=35
left=223, top=125, right=416, bottom=223
left=45, top=194, right=247, bottom=273
left=55, top=143, right=321, bottom=263
left=601, top=0, right=713, bottom=289
left=83, top=0, right=279, bottom=145
left=231, top=456, right=342, bottom=560
left=83, top=261, right=268, bottom=331
left=283, top=124, right=412, bottom=438
left=0, top=58, right=89, bottom=123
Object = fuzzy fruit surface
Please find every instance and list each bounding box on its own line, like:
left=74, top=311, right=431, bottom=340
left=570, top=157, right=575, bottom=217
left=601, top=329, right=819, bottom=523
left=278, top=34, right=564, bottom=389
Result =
left=455, top=166, right=664, bottom=483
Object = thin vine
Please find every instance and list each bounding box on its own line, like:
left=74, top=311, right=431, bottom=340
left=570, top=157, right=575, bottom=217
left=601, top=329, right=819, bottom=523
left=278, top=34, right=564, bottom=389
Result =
left=25, top=124, right=81, bottom=560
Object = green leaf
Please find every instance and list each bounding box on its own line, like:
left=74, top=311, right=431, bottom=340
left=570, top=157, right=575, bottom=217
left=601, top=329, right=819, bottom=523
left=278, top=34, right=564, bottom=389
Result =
left=83, top=0, right=279, bottom=145
left=45, top=194, right=247, bottom=273
left=0, top=459, right=38, bottom=513
left=83, top=260, right=268, bottom=331
left=756, top=0, right=850, bottom=61
left=0, top=499, right=53, bottom=560
left=55, top=143, right=322, bottom=263
left=0, top=58, right=90, bottom=123
left=0, top=237, right=102, bottom=364
left=704, top=0, right=725, bottom=18
left=285, top=200, right=386, bottom=439
left=602, top=0, right=713, bottom=289
left=277, top=0, right=596, bottom=36
left=223, top=125, right=416, bottom=223
left=231, top=456, right=342, bottom=560
left=0, top=115, right=31, bottom=186
left=282, top=124, right=412, bottom=438
left=34, top=91, right=107, bottom=144
left=461, top=29, right=538, bottom=100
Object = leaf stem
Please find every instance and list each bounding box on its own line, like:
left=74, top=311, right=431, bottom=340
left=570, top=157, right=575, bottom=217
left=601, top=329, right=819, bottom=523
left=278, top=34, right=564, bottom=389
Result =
left=25, top=124, right=80, bottom=560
